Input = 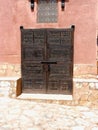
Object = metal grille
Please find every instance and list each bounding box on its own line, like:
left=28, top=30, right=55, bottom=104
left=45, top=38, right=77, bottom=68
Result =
left=37, top=0, right=58, bottom=23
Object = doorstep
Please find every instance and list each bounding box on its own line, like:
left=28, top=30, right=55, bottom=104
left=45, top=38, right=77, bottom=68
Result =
left=17, top=93, right=73, bottom=100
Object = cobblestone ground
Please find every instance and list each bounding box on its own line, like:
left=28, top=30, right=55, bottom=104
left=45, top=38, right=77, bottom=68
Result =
left=0, top=97, right=98, bottom=130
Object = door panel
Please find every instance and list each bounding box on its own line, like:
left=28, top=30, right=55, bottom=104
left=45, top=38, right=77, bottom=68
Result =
left=23, top=47, right=44, bottom=61
left=21, top=28, right=74, bottom=94
left=21, top=29, right=46, bottom=93
left=47, top=29, right=73, bottom=94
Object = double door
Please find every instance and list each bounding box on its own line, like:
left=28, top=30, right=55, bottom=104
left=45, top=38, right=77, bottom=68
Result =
left=21, top=28, right=74, bottom=94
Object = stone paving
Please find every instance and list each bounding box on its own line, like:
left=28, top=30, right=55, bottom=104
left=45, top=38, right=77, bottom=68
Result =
left=0, top=97, right=98, bottom=130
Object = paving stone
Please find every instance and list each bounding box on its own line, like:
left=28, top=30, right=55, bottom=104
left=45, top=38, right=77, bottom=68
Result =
left=27, top=127, right=43, bottom=130
left=82, top=111, right=96, bottom=117
left=92, top=127, right=98, bottom=130
left=72, top=126, right=85, bottom=130
left=0, top=97, right=98, bottom=130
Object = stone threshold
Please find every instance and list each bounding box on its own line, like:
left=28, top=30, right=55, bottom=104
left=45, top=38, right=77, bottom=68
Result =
left=17, top=93, right=73, bottom=101
left=0, top=77, right=20, bottom=80
left=73, top=78, right=98, bottom=82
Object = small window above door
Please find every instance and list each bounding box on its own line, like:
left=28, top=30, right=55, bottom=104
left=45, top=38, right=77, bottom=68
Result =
left=37, top=0, right=58, bottom=23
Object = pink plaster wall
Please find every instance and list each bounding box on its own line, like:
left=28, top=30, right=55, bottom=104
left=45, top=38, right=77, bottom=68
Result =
left=0, top=0, right=97, bottom=64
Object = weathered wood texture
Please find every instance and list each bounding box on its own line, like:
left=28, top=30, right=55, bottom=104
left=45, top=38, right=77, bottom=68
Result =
left=21, top=28, right=74, bottom=94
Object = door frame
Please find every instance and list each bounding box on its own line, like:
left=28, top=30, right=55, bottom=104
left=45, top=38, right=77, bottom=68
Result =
left=20, top=26, right=75, bottom=95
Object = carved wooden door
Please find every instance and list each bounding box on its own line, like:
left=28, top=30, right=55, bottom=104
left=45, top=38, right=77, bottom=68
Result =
left=21, top=28, right=74, bottom=94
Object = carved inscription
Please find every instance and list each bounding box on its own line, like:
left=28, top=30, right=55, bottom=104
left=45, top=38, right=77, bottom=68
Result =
left=23, top=47, right=43, bottom=61
left=33, top=31, right=45, bottom=45
left=47, top=31, right=61, bottom=44
left=22, top=30, right=33, bottom=45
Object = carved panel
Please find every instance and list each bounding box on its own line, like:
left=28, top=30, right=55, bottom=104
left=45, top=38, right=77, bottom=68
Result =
left=21, top=28, right=73, bottom=94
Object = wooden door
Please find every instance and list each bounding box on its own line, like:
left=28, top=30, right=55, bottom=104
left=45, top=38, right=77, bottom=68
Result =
left=21, top=27, right=74, bottom=94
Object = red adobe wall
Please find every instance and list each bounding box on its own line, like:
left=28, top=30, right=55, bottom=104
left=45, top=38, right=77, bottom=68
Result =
left=0, top=0, right=97, bottom=64
left=0, top=0, right=98, bottom=104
